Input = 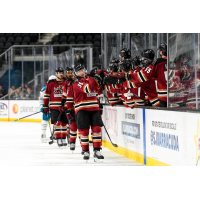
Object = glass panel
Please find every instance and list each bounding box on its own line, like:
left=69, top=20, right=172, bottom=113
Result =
left=146, top=33, right=158, bottom=59
left=169, top=33, right=196, bottom=109
left=34, top=46, right=46, bottom=100
left=104, top=33, right=118, bottom=71
left=43, top=46, right=50, bottom=85
left=73, top=47, right=92, bottom=72
left=21, top=47, right=34, bottom=100
left=0, top=53, right=9, bottom=100
left=8, top=47, right=22, bottom=100
left=130, top=33, right=146, bottom=57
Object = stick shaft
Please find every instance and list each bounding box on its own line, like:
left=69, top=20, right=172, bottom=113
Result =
left=14, top=111, right=41, bottom=121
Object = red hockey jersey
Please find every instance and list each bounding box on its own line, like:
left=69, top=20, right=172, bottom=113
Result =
left=104, top=84, right=121, bottom=106
left=66, top=76, right=100, bottom=114
left=62, top=78, right=74, bottom=109
left=129, top=57, right=167, bottom=102
left=43, top=79, right=66, bottom=110
left=128, top=68, right=160, bottom=107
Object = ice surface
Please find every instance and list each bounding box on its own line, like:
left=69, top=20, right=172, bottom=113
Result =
left=0, top=122, right=144, bottom=166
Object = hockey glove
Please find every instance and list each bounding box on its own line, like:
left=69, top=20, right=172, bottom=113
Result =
left=58, top=106, right=65, bottom=113
left=43, top=105, right=49, bottom=116
left=65, top=110, right=74, bottom=122
left=66, top=113, right=73, bottom=122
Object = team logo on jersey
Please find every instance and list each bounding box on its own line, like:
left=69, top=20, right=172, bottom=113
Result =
left=54, top=85, right=64, bottom=97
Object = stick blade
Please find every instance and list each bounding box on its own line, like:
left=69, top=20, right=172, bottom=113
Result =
left=112, top=143, right=118, bottom=148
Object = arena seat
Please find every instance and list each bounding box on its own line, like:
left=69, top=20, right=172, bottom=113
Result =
left=52, top=35, right=59, bottom=43
left=23, top=36, right=30, bottom=43
left=59, top=35, right=67, bottom=43
left=4, top=43, right=12, bottom=49
left=68, top=41, right=76, bottom=44
left=85, top=34, right=93, bottom=42
left=93, top=41, right=101, bottom=47
left=15, top=36, right=22, bottom=43
left=7, top=37, right=14, bottom=44
left=93, top=34, right=101, bottom=41
left=76, top=35, right=84, bottom=42
left=13, top=33, right=21, bottom=37
left=68, top=35, right=76, bottom=42
left=85, top=41, right=93, bottom=44
left=5, top=33, right=13, bottom=38
left=0, top=37, right=6, bottom=44
left=13, top=42, right=20, bottom=45
left=77, top=41, right=84, bottom=44
left=30, top=33, right=38, bottom=42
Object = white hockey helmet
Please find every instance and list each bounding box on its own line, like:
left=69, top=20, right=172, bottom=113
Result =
left=49, top=75, right=57, bottom=80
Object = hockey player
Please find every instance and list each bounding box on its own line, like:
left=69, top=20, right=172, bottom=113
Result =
left=39, top=75, right=56, bottom=142
left=119, top=60, right=145, bottom=108
left=43, top=67, right=68, bottom=148
left=66, top=64, right=105, bottom=161
left=105, top=50, right=160, bottom=107
left=63, top=66, right=74, bottom=144
left=119, top=48, right=131, bottom=61
left=104, top=61, right=122, bottom=106
left=61, top=66, right=78, bottom=151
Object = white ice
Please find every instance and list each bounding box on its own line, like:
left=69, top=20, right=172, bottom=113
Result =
left=0, top=122, right=144, bottom=166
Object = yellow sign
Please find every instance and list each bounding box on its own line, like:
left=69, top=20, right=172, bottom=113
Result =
left=194, top=120, right=200, bottom=165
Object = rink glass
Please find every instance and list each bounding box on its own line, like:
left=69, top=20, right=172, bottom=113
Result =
left=0, top=44, right=92, bottom=101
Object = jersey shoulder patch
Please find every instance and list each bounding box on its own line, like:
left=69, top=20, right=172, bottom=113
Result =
left=151, top=60, right=157, bottom=66
left=47, top=79, right=55, bottom=84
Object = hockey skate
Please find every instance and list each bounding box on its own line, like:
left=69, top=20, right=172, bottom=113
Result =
left=61, top=138, right=67, bottom=148
left=41, top=134, right=49, bottom=143
left=94, top=150, right=104, bottom=162
left=57, top=138, right=63, bottom=148
left=70, top=143, right=75, bottom=152
left=83, top=151, right=90, bottom=163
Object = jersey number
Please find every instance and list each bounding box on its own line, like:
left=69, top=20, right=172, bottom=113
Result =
left=144, top=67, right=152, bottom=73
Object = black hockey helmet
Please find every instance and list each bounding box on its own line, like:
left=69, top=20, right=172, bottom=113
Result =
left=120, top=48, right=131, bottom=59
left=141, top=58, right=153, bottom=67
left=131, top=56, right=141, bottom=66
left=55, top=67, right=64, bottom=73
left=109, top=62, right=119, bottom=72
left=65, top=66, right=73, bottom=72
left=110, top=58, right=120, bottom=64
left=141, top=49, right=155, bottom=60
left=158, top=43, right=167, bottom=56
left=74, top=64, right=86, bottom=74
left=120, top=60, right=132, bottom=71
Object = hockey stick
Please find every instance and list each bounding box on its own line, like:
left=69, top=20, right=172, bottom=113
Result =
left=102, top=121, right=118, bottom=147
left=49, top=112, right=62, bottom=145
left=14, top=111, right=41, bottom=122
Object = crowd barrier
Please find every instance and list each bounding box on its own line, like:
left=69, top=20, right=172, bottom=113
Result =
left=102, top=105, right=200, bottom=166
left=1, top=100, right=200, bottom=166
left=0, top=100, right=42, bottom=122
